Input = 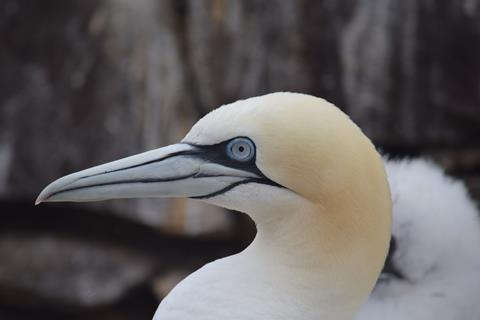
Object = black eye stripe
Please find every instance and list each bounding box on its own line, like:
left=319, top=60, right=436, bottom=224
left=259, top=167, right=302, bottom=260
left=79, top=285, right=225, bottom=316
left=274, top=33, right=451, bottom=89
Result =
left=183, top=137, right=283, bottom=186
left=184, top=137, right=257, bottom=171
left=182, top=137, right=286, bottom=198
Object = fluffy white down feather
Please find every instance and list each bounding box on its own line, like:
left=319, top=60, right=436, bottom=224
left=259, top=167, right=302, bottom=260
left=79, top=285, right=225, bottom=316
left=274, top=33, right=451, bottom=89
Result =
left=356, top=158, right=480, bottom=320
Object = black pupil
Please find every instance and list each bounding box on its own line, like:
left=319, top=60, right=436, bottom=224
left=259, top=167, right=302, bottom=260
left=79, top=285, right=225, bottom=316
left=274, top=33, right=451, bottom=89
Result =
left=238, top=146, right=245, bottom=152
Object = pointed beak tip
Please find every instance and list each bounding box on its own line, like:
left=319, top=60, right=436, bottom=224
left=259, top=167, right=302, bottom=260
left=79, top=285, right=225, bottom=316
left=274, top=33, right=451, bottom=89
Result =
left=35, top=192, right=48, bottom=205
left=35, top=185, right=54, bottom=205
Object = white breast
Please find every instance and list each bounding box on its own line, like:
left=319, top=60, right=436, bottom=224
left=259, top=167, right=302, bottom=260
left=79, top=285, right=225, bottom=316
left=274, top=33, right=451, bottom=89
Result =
left=154, top=249, right=357, bottom=320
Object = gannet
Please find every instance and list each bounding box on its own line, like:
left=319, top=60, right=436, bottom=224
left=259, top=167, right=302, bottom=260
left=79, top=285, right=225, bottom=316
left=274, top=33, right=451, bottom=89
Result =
left=356, top=159, right=480, bottom=320
left=36, top=92, right=392, bottom=320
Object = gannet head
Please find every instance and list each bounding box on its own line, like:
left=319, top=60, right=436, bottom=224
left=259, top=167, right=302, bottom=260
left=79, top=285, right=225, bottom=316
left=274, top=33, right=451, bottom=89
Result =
left=37, top=92, right=392, bottom=316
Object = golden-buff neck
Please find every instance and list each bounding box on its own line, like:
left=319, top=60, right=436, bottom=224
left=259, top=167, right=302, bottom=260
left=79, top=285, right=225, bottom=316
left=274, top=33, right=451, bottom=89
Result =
left=242, top=93, right=392, bottom=318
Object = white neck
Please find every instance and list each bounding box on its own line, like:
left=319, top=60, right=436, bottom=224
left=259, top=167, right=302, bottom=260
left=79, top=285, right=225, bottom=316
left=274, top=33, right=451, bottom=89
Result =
left=237, top=205, right=365, bottom=320
left=203, top=187, right=380, bottom=320
left=156, top=187, right=388, bottom=320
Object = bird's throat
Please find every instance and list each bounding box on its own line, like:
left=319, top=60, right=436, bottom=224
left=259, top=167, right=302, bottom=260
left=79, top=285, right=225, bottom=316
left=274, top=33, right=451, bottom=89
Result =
left=236, top=204, right=382, bottom=320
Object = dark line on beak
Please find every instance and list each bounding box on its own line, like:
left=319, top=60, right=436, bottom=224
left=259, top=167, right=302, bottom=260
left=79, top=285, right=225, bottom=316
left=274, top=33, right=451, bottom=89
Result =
left=46, top=173, right=198, bottom=200
left=191, top=178, right=284, bottom=200
left=78, top=148, right=195, bottom=181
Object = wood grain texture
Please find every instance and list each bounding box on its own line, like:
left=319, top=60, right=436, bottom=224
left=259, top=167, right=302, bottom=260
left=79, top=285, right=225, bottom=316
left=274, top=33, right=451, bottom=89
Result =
left=0, top=0, right=479, bottom=229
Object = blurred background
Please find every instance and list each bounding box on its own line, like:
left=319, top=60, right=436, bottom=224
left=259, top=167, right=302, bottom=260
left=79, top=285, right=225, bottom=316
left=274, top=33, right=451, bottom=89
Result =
left=1, top=0, right=479, bottom=319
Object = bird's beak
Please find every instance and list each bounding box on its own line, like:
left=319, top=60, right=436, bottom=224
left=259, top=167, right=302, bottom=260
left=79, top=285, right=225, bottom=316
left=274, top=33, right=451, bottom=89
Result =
left=36, top=143, right=262, bottom=204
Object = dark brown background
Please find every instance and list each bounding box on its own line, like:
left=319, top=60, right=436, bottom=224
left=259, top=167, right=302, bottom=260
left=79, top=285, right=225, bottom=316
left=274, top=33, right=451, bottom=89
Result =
left=1, top=1, right=479, bottom=319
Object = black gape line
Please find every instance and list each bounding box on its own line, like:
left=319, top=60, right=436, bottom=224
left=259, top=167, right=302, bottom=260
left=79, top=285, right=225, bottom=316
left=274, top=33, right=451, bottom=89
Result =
left=46, top=173, right=199, bottom=199
left=381, top=236, right=405, bottom=280
left=47, top=137, right=285, bottom=200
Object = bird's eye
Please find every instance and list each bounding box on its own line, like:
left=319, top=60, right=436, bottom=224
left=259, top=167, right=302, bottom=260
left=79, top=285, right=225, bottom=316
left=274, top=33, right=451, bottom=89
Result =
left=226, top=138, right=255, bottom=162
